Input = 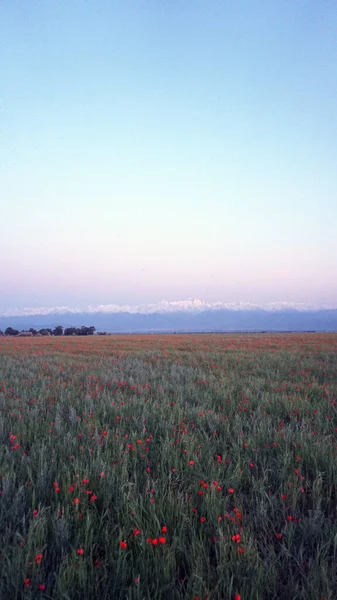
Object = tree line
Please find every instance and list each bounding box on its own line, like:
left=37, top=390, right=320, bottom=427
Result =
left=0, top=326, right=99, bottom=337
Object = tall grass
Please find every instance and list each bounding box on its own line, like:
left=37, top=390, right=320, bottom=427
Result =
left=0, top=334, right=336, bottom=599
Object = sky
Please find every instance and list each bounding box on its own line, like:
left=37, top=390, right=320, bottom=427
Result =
left=1, top=0, right=337, bottom=312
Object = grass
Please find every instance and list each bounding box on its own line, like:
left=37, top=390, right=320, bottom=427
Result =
left=0, top=333, right=337, bottom=600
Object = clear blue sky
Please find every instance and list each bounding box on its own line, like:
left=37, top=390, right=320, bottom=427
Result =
left=1, top=0, right=337, bottom=311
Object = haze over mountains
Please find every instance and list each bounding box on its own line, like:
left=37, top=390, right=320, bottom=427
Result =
left=1, top=299, right=337, bottom=333
left=1, top=298, right=334, bottom=317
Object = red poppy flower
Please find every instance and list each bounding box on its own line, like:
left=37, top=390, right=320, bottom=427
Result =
left=35, top=553, right=43, bottom=564
left=159, top=536, right=166, bottom=544
left=77, top=548, right=85, bottom=556
left=120, top=541, right=127, bottom=549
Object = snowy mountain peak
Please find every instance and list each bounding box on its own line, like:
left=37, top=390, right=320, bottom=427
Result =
left=0, top=299, right=334, bottom=318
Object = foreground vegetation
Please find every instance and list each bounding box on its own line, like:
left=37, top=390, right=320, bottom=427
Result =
left=0, top=333, right=337, bottom=600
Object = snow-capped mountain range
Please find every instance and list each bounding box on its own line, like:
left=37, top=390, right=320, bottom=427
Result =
left=1, top=298, right=334, bottom=318
left=1, top=299, right=336, bottom=333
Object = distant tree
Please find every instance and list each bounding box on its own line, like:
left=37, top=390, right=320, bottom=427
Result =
left=64, top=325, right=96, bottom=336
left=5, top=327, right=19, bottom=336
left=80, top=326, right=96, bottom=336
left=38, top=328, right=52, bottom=336
left=64, top=327, right=76, bottom=336
left=0, top=330, right=4, bottom=336
left=81, top=325, right=96, bottom=335
left=53, top=325, right=63, bottom=336
left=29, top=328, right=37, bottom=335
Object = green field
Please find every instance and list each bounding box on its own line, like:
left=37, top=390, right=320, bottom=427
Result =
left=0, top=334, right=337, bottom=600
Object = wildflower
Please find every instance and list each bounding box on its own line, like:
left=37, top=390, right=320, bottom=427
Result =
left=120, top=541, right=127, bottom=549
left=200, top=516, right=206, bottom=523
left=35, top=553, right=43, bottom=565
left=238, top=547, right=245, bottom=554
left=276, top=533, right=282, bottom=540
left=133, top=528, right=141, bottom=536
left=161, top=525, right=167, bottom=533
left=90, top=494, right=98, bottom=502
left=189, top=460, right=195, bottom=465
left=232, top=534, right=241, bottom=543
left=39, top=584, right=46, bottom=591
left=24, top=578, right=30, bottom=588
left=228, top=488, right=234, bottom=493
left=159, top=536, right=166, bottom=544
left=33, top=509, right=38, bottom=517
left=77, top=548, right=85, bottom=556
left=72, top=497, right=80, bottom=505
left=235, top=595, right=241, bottom=600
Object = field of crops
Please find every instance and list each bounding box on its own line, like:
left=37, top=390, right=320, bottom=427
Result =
left=0, top=333, right=337, bottom=600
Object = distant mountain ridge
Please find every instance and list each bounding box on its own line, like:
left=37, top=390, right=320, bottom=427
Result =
left=1, top=299, right=337, bottom=333
left=1, top=297, right=334, bottom=317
